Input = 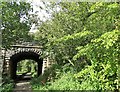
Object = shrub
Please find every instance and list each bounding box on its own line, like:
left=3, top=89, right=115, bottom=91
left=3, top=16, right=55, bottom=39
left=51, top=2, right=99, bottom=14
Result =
left=2, top=77, right=15, bottom=92
left=73, top=30, right=119, bottom=91
left=31, top=64, right=81, bottom=91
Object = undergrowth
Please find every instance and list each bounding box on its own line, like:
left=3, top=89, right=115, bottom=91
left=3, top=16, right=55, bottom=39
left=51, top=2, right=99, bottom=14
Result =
left=2, top=76, right=15, bottom=92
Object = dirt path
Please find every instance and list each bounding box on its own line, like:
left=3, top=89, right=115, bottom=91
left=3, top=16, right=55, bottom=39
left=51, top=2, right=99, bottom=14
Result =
left=13, top=80, right=32, bottom=92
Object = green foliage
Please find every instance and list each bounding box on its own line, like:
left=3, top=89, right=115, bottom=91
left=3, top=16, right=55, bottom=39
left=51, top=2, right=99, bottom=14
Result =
left=31, top=64, right=81, bottom=90
left=35, top=2, right=120, bottom=64
left=1, top=1, right=119, bottom=91
left=74, top=30, right=119, bottom=60
left=2, top=77, right=15, bottom=92
left=1, top=2, right=34, bottom=48
left=2, top=83, right=14, bottom=92
left=30, top=64, right=62, bottom=86
left=33, top=2, right=120, bottom=91
left=17, top=59, right=37, bottom=77
left=45, top=72, right=81, bottom=90
left=73, top=30, right=119, bottom=90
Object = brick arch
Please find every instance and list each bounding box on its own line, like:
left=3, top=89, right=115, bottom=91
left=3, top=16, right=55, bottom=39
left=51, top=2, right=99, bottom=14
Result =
left=9, top=51, right=43, bottom=80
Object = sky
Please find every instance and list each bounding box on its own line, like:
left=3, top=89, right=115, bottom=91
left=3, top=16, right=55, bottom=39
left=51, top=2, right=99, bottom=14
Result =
left=29, top=1, right=50, bottom=33
left=28, top=0, right=61, bottom=33
left=30, top=0, right=49, bottom=32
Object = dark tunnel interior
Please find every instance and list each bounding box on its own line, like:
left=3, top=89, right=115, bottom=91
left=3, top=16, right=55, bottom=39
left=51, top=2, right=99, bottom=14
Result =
left=9, top=51, right=43, bottom=80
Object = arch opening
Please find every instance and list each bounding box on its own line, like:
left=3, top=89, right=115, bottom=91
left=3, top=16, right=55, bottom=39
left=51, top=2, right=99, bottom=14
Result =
left=9, top=51, right=43, bottom=80
left=16, top=59, right=38, bottom=81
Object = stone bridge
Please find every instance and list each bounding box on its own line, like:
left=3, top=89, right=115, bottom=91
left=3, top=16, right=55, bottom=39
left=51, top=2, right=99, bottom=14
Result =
left=2, top=44, right=54, bottom=80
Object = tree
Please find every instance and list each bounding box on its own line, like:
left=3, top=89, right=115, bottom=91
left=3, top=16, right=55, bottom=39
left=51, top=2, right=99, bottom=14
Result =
left=1, top=1, right=33, bottom=48
left=34, top=2, right=120, bottom=90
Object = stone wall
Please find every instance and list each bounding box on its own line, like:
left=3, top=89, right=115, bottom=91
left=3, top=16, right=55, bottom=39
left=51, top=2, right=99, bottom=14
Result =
left=2, top=46, right=54, bottom=78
